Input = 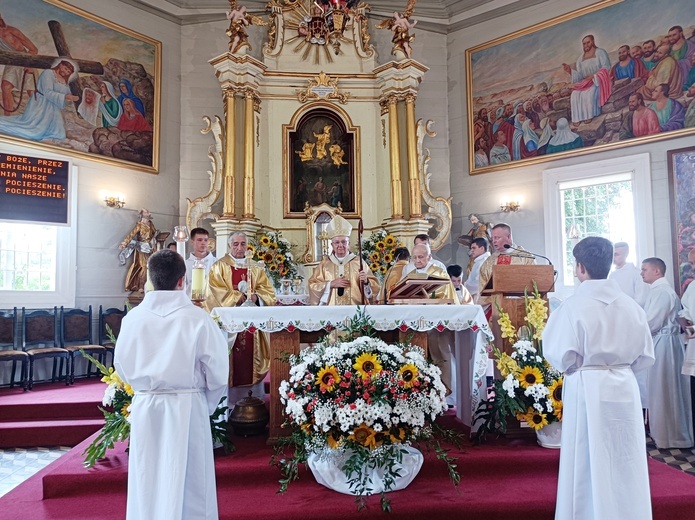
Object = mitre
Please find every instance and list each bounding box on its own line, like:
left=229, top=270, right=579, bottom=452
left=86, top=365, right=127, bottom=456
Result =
left=326, top=215, right=352, bottom=239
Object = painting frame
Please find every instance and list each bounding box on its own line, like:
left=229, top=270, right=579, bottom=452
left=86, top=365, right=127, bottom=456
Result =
left=283, top=102, right=361, bottom=219
left=466, top=0, right=695, bottom=175
left=0, top=0, right=161, bottom=174
left=667, top=145, right=695, bottom=296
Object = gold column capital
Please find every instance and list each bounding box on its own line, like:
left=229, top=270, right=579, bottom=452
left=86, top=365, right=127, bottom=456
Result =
left=404, top=92, right=417, bottom=104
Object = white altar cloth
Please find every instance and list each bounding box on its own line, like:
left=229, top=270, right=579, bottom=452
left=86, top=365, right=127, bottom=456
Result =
left=211, top=305, right=493, bottom=427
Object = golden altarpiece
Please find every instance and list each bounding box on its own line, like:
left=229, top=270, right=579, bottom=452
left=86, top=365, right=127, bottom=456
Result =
left=186, top=0, right=451, bottom=269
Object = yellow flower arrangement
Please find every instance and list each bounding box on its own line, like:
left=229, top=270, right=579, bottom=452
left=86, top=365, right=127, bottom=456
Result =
left=474, top=282, right=563, bottom=437
left=360, top=229, right=404, bottom=282
left=249, top=230, right=300, bottom=289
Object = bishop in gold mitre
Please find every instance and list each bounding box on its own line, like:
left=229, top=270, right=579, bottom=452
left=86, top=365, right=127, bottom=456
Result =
left=477, top=223, right=535, bottom=307
left=308, top=215, right=380, bottom=305
left=205, top=231, right=276, bottom=390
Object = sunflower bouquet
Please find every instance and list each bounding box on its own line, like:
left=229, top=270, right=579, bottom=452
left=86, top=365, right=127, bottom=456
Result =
left=248, top=230, right=300, bottom=289
left=473, top=283, right=563, bottom=440
left=273, top=310, right=461, bottom=511
left=360, top=229, right=404, bottom=281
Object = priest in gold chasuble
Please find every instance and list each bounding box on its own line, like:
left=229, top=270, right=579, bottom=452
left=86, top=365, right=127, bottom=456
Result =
left=477, top=223, right=535, bottom=307
left=308, top=215, right=380, bottom=305
left=205, top=232, right=276, bottom=388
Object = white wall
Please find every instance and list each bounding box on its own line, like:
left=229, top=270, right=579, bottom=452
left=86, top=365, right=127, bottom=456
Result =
left=446, top=0, right=688, bottom=276
left=1, top=0, right=182, bottom=310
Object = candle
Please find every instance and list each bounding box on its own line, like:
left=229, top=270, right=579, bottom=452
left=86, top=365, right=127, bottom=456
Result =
left=191, top=267, right=205, bottom=299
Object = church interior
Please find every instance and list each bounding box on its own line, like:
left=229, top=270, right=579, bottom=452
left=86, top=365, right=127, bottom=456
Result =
left=1, top=0, right=695, bottom=517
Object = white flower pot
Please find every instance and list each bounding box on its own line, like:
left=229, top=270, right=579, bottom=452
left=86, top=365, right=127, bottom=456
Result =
left=307, top=445, right=423, bottom=495
left=535, top=421, right=562, bottom=448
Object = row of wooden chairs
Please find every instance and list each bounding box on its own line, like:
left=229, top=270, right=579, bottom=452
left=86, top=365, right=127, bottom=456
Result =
left=0, top=306, right=127, bottom=391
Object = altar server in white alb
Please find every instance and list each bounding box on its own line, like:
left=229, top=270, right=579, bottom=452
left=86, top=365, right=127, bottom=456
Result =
left=115, top=250, right=229, bottom=520
left=640, top=257, right=694, bottom=449
left=609, top=242, right=648, bottom=306
left=543, top=237, right=655, bottom=520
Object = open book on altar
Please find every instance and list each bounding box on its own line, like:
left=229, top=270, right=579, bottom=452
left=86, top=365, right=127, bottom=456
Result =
left=387, top=273, right=455, bottom=305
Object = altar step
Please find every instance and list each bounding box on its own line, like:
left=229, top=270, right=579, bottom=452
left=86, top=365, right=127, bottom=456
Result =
left=0, top=380, right=105, bottom=449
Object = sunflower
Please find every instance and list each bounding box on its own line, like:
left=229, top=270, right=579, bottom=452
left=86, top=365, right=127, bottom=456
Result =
left=268, top=263, right=278, bottom=272
left=316, top=365, right=341, bottom=392
left=398, top=363, right=419, bottom=388
left=276, top=254, right=286, bottom=264
left=554, top=405, right=563, bottom=422
left=349, top=424, right=378, bottom=448
left=384, top=235, right=397, bottom=246
left=376, top=240, right=386, bottom=250
left=259, top=236, right=271, bottom=246
left=370, top=262, right=380, bottom=273
left=246, top=244, right=256, bottom=255
left=370, top=252, right=380, bottom=262
left=263, top=252, right=274, bottom=263
left=549, top=379, right=563, bottom=409
left=269, top=242, right=278, bottom=250
left=518, top=366, right=544, bottom=389
left=523, top=408, right=549, bottom=430
left=353, top=352, right=382, bottom=380
left=383, top=253, right=393, bottom=264
left=379, top=265, right=387, bottom=275
left=327, top=430, right=342, bottom=449
left=120, top=403, right=130, bottom=417
left=389, top=426, right=406, bottom=443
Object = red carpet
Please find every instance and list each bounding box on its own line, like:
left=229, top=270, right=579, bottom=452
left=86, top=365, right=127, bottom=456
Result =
left=0, top=380, right=105, bottom=448
left=2, top=414, right=695, bottom=519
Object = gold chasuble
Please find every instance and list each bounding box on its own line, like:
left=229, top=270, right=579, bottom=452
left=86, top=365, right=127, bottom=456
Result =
left=377, top=259, right=409, bottom=304
left=309, top=253, right=380, bottom=305
left=477, top=247, right=535, bottom=306
left=204, top=255, right=276, bottom=386
left=401, top=264, right=473, bottom=304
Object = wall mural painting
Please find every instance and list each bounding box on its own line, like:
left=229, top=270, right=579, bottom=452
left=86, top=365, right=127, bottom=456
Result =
left=467, top=0, right=695, bottom=174
left=668, top=146, right=695, bottom=295
left=286, top=109, right=356, bottom=217
left=0, top=0, right=161, bottom=173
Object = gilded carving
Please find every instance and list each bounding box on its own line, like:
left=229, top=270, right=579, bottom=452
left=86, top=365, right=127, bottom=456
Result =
left=296, top=72, right=350, bottom=104
left=186, top=115, right=223, bottom=230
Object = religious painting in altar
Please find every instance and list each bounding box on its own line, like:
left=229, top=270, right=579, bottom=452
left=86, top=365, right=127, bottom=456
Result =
left=284, top=106, right=360, bottom=218
left=466, top=0, right=695, bottom=175
left=0, top=0, right=161, bottom=173
left=668, top=145, right=695, bottom=295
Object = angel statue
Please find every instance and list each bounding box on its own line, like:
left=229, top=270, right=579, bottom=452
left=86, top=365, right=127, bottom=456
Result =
left=375, top=0, right=418, bottom=60
left=226, top=0, right=268, bottom=55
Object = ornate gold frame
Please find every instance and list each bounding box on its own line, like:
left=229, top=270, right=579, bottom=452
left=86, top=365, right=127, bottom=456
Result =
left=463, top=0, right=695, bottom=175
left=0, top=0, right=161, bottom=174
left=282, top=101, right=361, bottom=219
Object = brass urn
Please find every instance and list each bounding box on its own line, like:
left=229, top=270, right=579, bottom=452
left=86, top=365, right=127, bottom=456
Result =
left=228, top=391, right=269, bottom=437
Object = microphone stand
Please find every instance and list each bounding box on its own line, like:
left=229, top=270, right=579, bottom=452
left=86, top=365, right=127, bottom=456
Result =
left=502, top=244, right=554, bottom=265
left=358, top=218, right=366, bottom=305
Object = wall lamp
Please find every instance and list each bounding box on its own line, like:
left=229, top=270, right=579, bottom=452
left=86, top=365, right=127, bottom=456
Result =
left=104, top=194, right=126, bottom=208
left=500, top=200, right=521, bottom=213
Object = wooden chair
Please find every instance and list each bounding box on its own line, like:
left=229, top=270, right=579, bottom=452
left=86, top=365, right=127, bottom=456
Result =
left=0, top=308, right=28, bottom=391
left=98, top=305, right=127, bottom=367
left=22, top=307, right=68, bottom=390
left=60, top=306, right=107, bottom=384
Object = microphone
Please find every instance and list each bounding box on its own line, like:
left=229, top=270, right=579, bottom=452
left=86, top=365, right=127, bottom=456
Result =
left=337, top=275, right=345, bottom=297
left=502, top=244, right=554, bottom=266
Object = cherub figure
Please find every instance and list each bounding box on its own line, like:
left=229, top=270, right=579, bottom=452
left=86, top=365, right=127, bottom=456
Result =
left=296, top=141, right=315, bottom=162
left=375, top=0, right=418, bottom=60
left=329, top=142, right=347, bottom=166
left=226, top=0, right=267, bottom=55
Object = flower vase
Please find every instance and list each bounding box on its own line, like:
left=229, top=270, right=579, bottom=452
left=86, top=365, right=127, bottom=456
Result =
left=307, top=446, right=424, bottom=495
left=535, top=421, right=562, bottom=448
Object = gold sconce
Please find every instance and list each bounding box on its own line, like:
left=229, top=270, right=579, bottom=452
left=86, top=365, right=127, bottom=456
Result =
left=104, top=194, right=126, bottom=208
left=500, top=198, right=521, bottom=213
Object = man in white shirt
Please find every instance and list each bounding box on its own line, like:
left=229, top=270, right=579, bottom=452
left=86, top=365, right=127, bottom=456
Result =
left=641, top=257, right=694, bottom=449
left=463, top=237, right=491, bottom=303
left=185, top=227, right=216, bottom=294
left=609, top=242, right=648, bottom=307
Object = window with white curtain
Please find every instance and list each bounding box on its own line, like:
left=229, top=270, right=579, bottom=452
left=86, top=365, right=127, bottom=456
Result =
left=543, top=154, right=654, bottom=300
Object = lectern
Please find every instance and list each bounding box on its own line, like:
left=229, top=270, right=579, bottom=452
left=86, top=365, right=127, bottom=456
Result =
left=480, top=265, right=554, bottom=356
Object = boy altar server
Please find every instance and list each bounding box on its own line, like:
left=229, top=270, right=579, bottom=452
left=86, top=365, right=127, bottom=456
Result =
left=115, top=250, right=229, bottom=520
left=543, top=237, right=655, bottom=520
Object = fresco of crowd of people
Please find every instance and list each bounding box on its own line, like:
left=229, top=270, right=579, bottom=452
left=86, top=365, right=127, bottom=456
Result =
left=473, top=25, right=695, bottom=168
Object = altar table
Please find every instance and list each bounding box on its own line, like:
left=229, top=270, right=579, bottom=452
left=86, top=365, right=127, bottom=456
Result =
left=211, top=305, right=492, bottom=441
